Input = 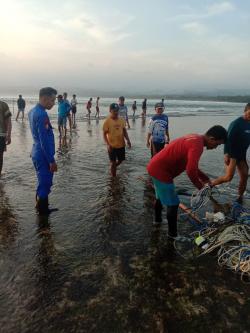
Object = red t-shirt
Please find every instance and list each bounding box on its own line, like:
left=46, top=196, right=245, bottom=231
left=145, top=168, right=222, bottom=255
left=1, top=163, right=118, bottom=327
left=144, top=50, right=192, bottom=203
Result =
left=147, top=134, right=209, bottom=189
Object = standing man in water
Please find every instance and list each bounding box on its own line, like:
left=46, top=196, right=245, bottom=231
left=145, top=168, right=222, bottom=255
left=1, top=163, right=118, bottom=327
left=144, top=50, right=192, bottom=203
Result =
left=147, top=126, right=227, bottom=237
left=212, top=103, right=250, bottom=203
left=118, top=96, right=130, bottom=129
left=86, top=98, right=92, bottom=119
left=95, top=96, right=100, bottom=118
left=147, top=102, right=170, bottom=157
left=16, top=94, right=26, bottom=121
left=0, top=100, right=12, bottom=176
left=132, top=100, right=137, bottom=118
left=142, top=98, right=147, bottom=116
left=103, top=103, right=131, bottom=177
left=28, top=87, right=58, bottom=215
left=71, top=94, right=78, bottom=128
left=63, top=92, right=72, bottom=132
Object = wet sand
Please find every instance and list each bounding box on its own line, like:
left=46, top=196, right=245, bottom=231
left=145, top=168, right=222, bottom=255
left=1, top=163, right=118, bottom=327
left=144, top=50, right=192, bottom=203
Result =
left=0, top=113, right=249, bottom=332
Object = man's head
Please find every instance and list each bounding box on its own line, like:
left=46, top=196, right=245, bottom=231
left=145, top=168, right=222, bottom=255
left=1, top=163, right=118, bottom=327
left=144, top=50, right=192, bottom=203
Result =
left=19, top=94, right=22, bottom=98
left=204, top=125, right=227, bottom=149
left=155, top=102, right=165, bottom=114
left=73, top=94, right=76, bottom=98
left=109, top=103, right=119, bottom=119
left=39, top=87, right=57, bottom=110
left=119, top=96, right=125, bottom=105
left=63, top=92, right=67, bottom=99
left=57, top=94, right=63, bottom=103
left=243, top=103, right=250, bottom=121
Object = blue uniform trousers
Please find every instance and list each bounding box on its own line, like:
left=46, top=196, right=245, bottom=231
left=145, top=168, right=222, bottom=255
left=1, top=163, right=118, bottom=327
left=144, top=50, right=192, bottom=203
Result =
left=32, top=155, right=53, bottom=199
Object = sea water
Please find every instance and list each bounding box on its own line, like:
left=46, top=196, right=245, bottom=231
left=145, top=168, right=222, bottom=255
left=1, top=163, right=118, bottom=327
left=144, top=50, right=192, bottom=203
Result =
left=0, top=99, right=249, bottom=332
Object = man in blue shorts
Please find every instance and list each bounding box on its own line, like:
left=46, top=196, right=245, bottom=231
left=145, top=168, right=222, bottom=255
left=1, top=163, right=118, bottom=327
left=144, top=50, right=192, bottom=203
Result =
left=147, top=102, right=170, bottom=157
left=212, top=103, right=250, bottom=203
left=57, top=95, right=70, bottom=137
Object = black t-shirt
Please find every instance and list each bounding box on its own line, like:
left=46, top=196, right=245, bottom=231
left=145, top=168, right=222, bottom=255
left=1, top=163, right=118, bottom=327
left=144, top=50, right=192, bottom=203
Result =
left=224, top=116, right=250, bottom=160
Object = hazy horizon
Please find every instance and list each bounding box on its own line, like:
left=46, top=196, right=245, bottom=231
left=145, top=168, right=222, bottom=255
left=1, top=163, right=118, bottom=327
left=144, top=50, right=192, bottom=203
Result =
left=1, top=1, right=250, bottom=93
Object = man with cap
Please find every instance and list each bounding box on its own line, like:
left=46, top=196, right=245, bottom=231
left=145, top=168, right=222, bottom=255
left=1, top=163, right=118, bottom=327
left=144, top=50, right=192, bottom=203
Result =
left=28, top=87, right=58, bottom=215
left=103, top=103, right=131, bottom=177
left=147, top=102, right=170, bottom=157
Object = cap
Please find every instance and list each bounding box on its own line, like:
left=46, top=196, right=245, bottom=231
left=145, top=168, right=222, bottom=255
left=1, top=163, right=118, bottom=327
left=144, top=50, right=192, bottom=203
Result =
left=155, top=102, right=164, bottom=109
left=110, top=103, right=119, bottom=111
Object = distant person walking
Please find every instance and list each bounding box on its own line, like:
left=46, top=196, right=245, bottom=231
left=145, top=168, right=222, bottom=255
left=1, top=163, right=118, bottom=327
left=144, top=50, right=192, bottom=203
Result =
left=63, top=92, right=72, bottom=132
left=95, top=97, right=100, bottom=118
left=71, top=94, right=78, bottom=127
left=103, top=103, right=131, bottom=177
left=0, top=100, right=12, bottom=176
left=132, top=101, right=137, bottom=118
left=147, top=102, right=170, bottom=157
left=86, top=98, right=92, bottom=119
left=16, top=94, right=26, bottom=121
left=212, top=103, right=250, bottom=203
left=142, top=98, right=147, bottom=116
left=118, top=96, right=130, bottom=129
left=28, top=87, right=58, bottom=215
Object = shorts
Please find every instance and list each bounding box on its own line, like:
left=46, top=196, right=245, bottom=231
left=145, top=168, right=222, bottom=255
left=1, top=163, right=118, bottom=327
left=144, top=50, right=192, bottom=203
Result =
left=151, top=142, right=165, bottom=157
left=108, top=147, right=125, bottom=162
left=0, top=137, right=6, bottom=153
left=152, top=177, right=180, bottom=206
left=71, top=106, right=77, bottom=113
left=58, top=116, right=67, bottom=127
left=96, top=106, right=99, bottom=112
left=18, top=108, right=24, bottom=112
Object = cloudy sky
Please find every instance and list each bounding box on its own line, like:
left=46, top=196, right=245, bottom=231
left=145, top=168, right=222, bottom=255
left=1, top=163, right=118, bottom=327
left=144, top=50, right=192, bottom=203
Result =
left=0, top=0, right=249, bottom=93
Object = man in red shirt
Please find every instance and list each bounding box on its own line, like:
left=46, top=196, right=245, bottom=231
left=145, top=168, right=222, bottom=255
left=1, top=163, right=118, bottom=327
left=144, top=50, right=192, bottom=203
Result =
left=147, top=125, right=227, bottom=237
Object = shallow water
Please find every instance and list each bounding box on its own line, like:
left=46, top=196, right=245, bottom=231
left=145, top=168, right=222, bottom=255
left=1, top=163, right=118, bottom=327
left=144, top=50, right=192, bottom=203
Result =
left=0, top=105, right=250, bottom=332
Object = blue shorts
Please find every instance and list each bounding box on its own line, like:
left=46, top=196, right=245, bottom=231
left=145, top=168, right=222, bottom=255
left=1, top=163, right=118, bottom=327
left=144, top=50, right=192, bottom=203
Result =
left=152, top=177, right=180, bottom=206
left=58, top=116, right=67, bottom=127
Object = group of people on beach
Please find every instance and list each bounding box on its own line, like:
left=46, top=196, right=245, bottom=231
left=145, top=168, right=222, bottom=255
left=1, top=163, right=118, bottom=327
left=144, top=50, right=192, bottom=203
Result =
left=0, top=87, right=250, bottom=238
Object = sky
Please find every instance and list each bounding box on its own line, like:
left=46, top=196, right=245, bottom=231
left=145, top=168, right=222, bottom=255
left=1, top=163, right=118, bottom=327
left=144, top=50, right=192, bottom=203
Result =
left=0, top=0, right=250, bottom=94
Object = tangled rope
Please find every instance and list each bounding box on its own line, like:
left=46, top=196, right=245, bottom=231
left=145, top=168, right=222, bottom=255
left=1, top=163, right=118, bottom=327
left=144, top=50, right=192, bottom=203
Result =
left=190, top=184, right=220, bottom=212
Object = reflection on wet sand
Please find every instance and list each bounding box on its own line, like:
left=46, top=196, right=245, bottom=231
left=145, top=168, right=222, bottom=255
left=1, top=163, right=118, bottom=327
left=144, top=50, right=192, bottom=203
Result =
left=0, top=184, right=18, bottom=248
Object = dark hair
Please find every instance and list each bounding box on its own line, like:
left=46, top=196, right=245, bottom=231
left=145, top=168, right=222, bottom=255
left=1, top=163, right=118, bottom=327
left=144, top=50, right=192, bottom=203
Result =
left=39, top=87, right=57, bottom=97
left=57, top=94, right=63, bottom=99
left=119, top=96, right=125, bottom=100
left=205, top=125, right=227, bottom=141
left=244, top=103, right=250, bottom=112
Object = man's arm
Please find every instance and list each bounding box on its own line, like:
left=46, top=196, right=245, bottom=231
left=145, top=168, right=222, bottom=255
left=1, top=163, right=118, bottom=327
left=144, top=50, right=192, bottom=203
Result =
left=186, top=148, right=204, bottom=189
left=165, top=129, right=170, bottom=144
left=123, top=128, right=131, bottom=148
left=103, top=130, right=112, bottom=152
left=37, top=115, right=55, bottom=164
left=211, top=158, right=236, bottom=186
left=5, top=116, right=12, bottom=145
left=146, top=133, right=151, bottom=148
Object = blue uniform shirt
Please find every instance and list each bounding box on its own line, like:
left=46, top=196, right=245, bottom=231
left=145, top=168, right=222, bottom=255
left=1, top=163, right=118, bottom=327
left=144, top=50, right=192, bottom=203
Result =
left=148, top=114, right=169, bottom=143
left=28, top=104, right=55, bottom=164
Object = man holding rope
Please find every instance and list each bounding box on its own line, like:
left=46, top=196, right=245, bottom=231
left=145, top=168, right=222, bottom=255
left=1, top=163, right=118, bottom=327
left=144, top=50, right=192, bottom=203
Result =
left=147, top=126, right=227, bottom=237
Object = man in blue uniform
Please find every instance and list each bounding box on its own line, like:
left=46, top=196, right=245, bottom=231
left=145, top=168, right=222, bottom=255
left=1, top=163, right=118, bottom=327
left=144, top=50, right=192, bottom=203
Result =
left=28, top=87, right=58, bottom=215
